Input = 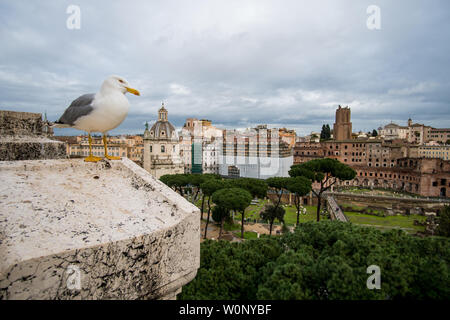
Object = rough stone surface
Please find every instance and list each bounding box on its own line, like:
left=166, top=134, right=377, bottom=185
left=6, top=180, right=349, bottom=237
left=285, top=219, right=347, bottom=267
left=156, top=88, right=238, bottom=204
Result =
left=0, top=110, right=44, bottom=136
left=0, top=110, right=66, bottom=161
left=0, top=158, right=200, bottom=299
left=0, top=136, right=66, bottom=161
left=328, top=192, right=449, bottom=215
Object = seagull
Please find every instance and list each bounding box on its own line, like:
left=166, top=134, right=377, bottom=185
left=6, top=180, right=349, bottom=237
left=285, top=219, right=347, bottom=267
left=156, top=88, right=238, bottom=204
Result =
left=54, top=75, right=140, bottom=162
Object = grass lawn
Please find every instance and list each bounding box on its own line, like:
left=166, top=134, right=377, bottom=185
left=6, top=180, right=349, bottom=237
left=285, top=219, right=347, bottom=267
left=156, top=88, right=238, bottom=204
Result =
left=344, top=211, right=427, bottom=233
left=194, top=196, right=208, bottom=209
left=195, top=197, right=320, bottom=226
left=236, top=201, right=320, bottom=226
left=223, top=221, right=241, bottom=231
left=194, top=196, right=427, bottom=234
left=232, top=231, right=259, bottom=239
left=282, top=205, right=320, bottom=225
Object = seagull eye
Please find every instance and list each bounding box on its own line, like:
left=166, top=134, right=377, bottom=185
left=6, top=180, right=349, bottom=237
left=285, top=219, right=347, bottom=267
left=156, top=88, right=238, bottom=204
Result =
left=118, top=79, right=124, bottom=83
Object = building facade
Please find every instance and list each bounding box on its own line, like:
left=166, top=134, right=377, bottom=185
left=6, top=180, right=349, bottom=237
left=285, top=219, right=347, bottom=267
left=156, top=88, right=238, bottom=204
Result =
left=143, top=104, right=184, bottom=179
left=342, top=158, right=450, bottom=197
left=379, top=122, right=408, bottom=140
left=293, top=105, right=450, bottom=198
left=218, top=125, right=294, bottom=179
left=54, top=135, right=144, bottom=165
left=419, top=144, right=450, bottom=160
left=179, top=118, right=223, bottom=174
left=379, top=118, right=450, bottom=144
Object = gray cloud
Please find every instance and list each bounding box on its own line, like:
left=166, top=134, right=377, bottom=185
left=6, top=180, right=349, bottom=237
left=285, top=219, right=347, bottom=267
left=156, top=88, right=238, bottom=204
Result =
left=0, top=0, right=449, bottom=137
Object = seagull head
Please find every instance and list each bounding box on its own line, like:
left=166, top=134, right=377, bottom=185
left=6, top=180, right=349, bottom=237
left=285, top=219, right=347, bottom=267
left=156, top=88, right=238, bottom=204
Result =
left=102, top=75, right=140, bottom=96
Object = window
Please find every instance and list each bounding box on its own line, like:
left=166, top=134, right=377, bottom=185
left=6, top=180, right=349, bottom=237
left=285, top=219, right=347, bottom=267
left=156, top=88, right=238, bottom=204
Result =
left=150, top=145, right=152, bottom=152
left=161, top=145, right=165, bottom=153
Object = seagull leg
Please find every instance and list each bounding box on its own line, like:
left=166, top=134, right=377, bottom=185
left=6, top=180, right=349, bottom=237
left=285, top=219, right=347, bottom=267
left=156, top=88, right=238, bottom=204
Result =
left=103, top=134, right=121, bottom=160
left=84, top=133, right=102, bottom=162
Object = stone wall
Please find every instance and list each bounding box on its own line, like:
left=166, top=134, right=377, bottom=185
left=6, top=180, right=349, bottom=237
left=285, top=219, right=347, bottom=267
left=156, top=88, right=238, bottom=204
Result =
left=0, top=110, right=66, bottom=160
left=0, top=110, right=44, bottom=136
left=328, top=192, right=449, bottom=215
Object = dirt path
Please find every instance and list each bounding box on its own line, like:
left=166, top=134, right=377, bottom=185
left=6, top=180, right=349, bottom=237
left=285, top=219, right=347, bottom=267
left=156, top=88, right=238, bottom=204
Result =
left=200, top=220, right=282, bottom=242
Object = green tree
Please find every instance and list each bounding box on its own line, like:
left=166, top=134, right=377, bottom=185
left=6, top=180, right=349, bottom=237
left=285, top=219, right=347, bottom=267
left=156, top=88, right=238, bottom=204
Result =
left=201, top=179, right=226, bottom=239
left=188, top=174, right=206, bottom=203
left=178, top=238, right=283, bottom=300
left=159, top=174, right=173, bottom=187
left=289, top=158, right=356, bottom=221
left=230, top=178, right=268, bottom=199
left=212, top=187, right=253, bottom=239
left=320, top=125, right=326, bottom=140
left=180, top=221, right=450, bottom=300
left=260, top=204, right=286, bottom=236
left=211, top=205, right=230, bottom=239
left=372, top=129, right=378, bottom=137
left=159, top=173, right=190, bottom=196
left=286, top=176, right=312, bottom=226
left=320, top=124, right=331, bottom=140
left=437, top=205, right=450, bottom=237
left=266, top=177, right=290, bottom=210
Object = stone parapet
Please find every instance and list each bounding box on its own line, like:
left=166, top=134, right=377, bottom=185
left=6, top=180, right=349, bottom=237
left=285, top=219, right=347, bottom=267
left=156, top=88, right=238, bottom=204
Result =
left=0, top=158, right=200, bottom=299
left=0, top=110, right=65, bottom=161
left=0, top=136, right=66, bottom=161
left=0, top=110, right=44, bottom=136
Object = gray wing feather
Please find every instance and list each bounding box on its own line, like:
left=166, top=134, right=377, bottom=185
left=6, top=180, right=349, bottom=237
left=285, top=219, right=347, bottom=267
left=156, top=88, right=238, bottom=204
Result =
left=57, top=93, right=95, bottom=125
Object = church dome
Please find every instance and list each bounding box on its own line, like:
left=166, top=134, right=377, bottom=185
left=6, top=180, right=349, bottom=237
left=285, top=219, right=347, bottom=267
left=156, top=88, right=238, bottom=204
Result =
left=148, top=103, right=177, bottom=140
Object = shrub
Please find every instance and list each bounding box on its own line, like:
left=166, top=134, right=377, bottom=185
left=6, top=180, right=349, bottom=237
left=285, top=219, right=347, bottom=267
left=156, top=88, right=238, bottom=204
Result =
left=179, top=221, right=450, bottom=300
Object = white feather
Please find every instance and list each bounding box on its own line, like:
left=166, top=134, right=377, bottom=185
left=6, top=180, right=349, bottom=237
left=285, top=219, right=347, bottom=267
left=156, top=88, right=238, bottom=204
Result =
left=73, top=91, right=130, bottom=133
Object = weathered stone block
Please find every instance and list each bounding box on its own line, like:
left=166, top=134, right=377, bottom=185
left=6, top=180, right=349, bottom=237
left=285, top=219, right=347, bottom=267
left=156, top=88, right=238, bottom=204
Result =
left=0, top=158, right=200, bottom=299
left=0, top=110, right=44, bottom=136
left=0, top=136, right=67, bottom=160
left=0, top=110, right=66, bottom=161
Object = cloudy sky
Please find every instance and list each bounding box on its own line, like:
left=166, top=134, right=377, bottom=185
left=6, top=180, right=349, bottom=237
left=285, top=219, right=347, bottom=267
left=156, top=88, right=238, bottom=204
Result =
left=1, top=0, right=449, bottom=136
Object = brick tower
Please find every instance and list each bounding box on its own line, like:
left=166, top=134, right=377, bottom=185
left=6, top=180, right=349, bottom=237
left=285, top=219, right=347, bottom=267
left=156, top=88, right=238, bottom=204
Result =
left=333, top=105, right=352, bottom=140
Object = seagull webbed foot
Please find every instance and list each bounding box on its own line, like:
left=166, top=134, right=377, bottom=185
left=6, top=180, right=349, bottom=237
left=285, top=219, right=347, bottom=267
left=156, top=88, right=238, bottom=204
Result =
left=84, top=155, right=102, bottom=162
left=104, top=155, right=121, bottom=160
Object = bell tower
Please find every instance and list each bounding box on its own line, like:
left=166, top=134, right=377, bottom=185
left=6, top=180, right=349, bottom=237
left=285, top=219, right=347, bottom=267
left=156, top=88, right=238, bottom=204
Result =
left=158, top=102, right=168, bottom=121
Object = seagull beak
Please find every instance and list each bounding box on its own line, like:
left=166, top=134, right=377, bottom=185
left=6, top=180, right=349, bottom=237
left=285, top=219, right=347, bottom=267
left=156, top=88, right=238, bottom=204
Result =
left=125, top=87, right=140, bottom=96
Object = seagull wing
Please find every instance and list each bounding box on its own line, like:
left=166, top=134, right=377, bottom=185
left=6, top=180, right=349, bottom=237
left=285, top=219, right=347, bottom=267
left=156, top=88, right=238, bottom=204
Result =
left=56, top=93, right=96, bottom=126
